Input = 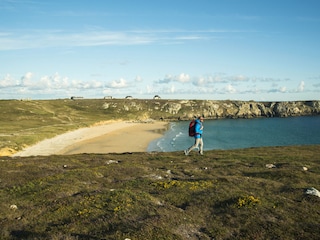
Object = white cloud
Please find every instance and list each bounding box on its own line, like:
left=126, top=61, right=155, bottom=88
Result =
left=176, top=73, right=190, bottom=83
left=146, top=85, right=153, bottom=94
left=192, top=74, right=250, bottom=87
left=157, top=73, right=246, bottom=87
left=155, top=77, right=171, bottom=84
left=230, top=75, right=250, bottom=81
left=135, top=75, right=143, bottom=82
left=106, top=78, right=128, bottom=88
left=1, top=72, right=106, bottom=93
left=297, top=81, right=305, bottom=92
left=79, top=79, right=103, bottom=89
left=192, top=76, right=207, bottom=86
left=268, top=86, right=287, bottom=93
left=0, top=74, right=18, bottom=87
left=170, top=85, right=175, bottom=93
left=21, top=72, right=33, bottom=85
left=279, top=86, right=287, bottom=93
left=155, top=73, right=190, bottom=84
left=70, top=79, right=104, bottom=89
left=39, top=73, right=69, bottom=89
left=0, top=29, right=223, bottom=51
left=225, top=84, right=236, bottom=93
left=102, top=88, right=115, bottom=95
left=0, top=23, right=262, bottom=51
left=153, top=73, right=298, bottom=97
left=1, top=70, right=318, bottom=101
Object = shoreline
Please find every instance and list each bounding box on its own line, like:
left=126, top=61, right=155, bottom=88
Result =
left=12, top=121, right=168, bottom=157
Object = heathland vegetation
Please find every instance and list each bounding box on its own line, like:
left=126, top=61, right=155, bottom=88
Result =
left=1, top=146, right=320, bottom=239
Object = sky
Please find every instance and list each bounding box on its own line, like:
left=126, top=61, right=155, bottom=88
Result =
left=1, top=0, right=320, bottom=101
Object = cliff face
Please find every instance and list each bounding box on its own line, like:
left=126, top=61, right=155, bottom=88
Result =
left=200, top=100, right=320, bottom=119
left=103, top=100, right=320, bottom=120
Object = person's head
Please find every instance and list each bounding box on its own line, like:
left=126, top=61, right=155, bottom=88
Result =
left=198, top=116, right=204, bottom=122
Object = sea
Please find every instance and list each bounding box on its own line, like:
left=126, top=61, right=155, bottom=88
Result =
left=147, top=115, right=320, bottom=152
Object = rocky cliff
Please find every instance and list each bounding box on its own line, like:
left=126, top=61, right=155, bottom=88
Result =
left=102, top=100, right=320, bottom=120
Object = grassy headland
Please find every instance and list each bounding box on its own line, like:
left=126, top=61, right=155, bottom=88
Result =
left=1, top=146, right=320, bottom=239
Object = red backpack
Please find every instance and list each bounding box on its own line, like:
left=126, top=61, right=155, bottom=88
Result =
left=188, top=120, right=196, bottom=137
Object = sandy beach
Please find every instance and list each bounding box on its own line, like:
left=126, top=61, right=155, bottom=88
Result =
left=13, top=121, right=168, bottom=157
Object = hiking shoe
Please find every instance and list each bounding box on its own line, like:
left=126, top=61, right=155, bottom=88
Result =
left=184, top=150, right=188, bottom=156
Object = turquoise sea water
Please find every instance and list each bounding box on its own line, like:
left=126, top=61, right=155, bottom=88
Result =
left=147, top=116, right=320, bottom=152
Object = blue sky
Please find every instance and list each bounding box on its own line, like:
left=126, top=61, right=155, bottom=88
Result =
left=1, top=0, right=319, bottom=101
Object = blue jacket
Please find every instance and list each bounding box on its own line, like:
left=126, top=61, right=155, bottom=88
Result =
left=194, top=119, right=203, bottom=139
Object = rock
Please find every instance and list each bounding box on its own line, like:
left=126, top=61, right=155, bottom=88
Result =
left=100, top=99, right=320, bottom=120
left=102, top=103, right=109, bottom=109
left=106, top=160, right=119, bottom=165
left=266, top=164, right=276, bottom=169
left=162, top=102, right=182, bottom=114
left=10, top=204, right=18, bottom=210
left=272, top=101, right=316, bottom=117
left=305, top=187, right=320, bottom=197
left=306, top=101, right=320, bottom=114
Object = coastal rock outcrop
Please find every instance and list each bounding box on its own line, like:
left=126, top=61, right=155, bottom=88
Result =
left=272, top=101, right=314, bottom=117
left=102, top=100, right=320, bottom=120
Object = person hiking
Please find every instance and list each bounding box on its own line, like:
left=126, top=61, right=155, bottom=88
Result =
left=184, top=116, right=204, bottom=155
